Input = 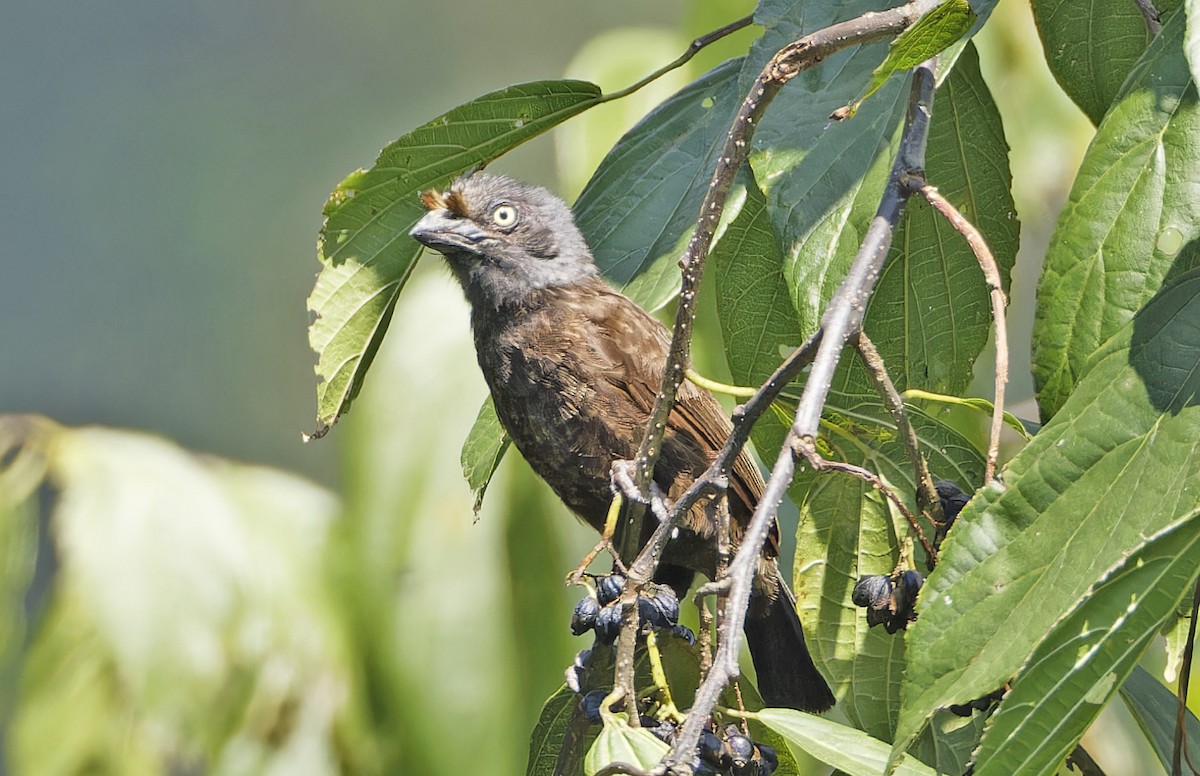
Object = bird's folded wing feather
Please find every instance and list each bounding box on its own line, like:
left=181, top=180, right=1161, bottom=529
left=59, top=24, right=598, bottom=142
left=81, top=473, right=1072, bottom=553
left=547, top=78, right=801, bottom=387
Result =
left=582, top=284, right=778, bottom=557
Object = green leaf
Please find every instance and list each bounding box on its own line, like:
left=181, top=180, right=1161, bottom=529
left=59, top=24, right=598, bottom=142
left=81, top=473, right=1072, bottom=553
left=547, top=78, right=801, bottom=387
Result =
left=584, top=718, right=669, bottom=776
left=526, top=686, right=587, bottom=776
left=752, top=708, right=938, bottom=776
left=0, top=416, right=54, bottom=733
left=712, top=176, right=800, bottom=387
left=1032, top=9, right=1200, bottom=420
left=894, top=267, right=1200, bottom=759
left=1119, top=665, right=1200, bottom=773
left=461, top=396, right=511, bottom=513
left=903, top=389, right=1033, bottom=440
left=789, top=402, right=985, bottom=743
left=972, top=513, right=1200, bottom=776
left=308, top=80, right=603, bottom=433
left=1030, top=0, right=1154, bottom=124
left=11, top=425, right=344, bottom=775
left=575, top=58, right=743, bottom=310
left=843, top=0, right=977, bottom=118
left=710, top=69, right=1010, bottom=756
left=853, top=43, right=1017, bottom=398
left=1188, top=0, right=1200, bottom=91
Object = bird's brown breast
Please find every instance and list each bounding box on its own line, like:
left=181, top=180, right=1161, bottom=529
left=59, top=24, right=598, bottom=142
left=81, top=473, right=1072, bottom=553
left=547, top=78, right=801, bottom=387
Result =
left=470, top=277, right=775, bottom=576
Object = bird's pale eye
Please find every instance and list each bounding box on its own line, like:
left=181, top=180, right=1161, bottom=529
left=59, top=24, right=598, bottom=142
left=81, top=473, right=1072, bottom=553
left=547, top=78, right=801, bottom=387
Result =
left=490, top=204, right=518, bottom=228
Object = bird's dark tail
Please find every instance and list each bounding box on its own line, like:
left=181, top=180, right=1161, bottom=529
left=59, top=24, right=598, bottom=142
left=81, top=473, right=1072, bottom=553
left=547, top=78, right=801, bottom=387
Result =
left=743, top=584, right=835, bottom=712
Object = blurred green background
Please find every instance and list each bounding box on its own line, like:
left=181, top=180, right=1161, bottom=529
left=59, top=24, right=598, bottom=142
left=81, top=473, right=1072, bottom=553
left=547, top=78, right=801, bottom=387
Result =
left=8, top=0, right=1166, bottom=774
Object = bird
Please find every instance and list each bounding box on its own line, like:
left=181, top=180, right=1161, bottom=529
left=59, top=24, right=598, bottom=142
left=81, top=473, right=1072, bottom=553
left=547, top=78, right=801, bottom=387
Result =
left=409, top=172, right=834, bottom=712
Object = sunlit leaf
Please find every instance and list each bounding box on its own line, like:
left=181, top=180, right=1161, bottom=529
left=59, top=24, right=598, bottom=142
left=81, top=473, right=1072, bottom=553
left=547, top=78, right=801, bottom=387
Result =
left=753, top=708, right=937, bottom=776
left=972, top=512, right=1200, bottom=776
left=1032, top=9, right=1200, bottom=419
left=841, top=0, right=976, bottom=118
left=894, top=267, right=1200, bottom=758
left=308, top=80, right=603, bottom=433
left=584, top=717, right=668, bottom=776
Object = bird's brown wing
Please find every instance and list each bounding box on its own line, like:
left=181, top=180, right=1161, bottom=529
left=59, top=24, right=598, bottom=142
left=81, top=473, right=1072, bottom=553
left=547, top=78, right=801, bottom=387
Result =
left=580, top=281, right=778, bottom=559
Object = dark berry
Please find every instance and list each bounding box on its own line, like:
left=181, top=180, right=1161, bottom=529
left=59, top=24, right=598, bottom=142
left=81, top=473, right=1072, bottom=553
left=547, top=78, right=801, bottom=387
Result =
left=756, top=743, right=778, bottom=775
left=724, top=733, right=754, bottom=769
left=640, top=716, right=676, bottom=744
left=698, top=730, right=724, bottom=767
left=595, top=573, right=626, bottom=606
left=580, top=690, right=606, bottom=723
left=593, top=604, right=622, bottom=645
left=571, top=596, right=600, bottom=635
left=852, top=575, right=892, bottom=608
left=668, top=624, right=696, bottom=644
left=638, top=585, right=680, bottom=628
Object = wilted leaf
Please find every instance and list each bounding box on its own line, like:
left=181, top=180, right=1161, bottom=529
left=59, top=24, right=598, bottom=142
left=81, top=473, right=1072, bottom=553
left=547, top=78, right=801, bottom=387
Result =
left=461, top=396, right=511, bottom=513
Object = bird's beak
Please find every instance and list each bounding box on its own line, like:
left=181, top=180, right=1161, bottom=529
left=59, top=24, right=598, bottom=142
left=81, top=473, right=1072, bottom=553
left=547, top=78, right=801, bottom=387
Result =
left=410, top=210, right=487, bottom=255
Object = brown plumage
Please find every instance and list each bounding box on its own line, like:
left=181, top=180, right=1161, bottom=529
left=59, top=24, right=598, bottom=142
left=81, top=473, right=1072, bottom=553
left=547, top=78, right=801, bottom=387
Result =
left=410, top=173, right=834, bottom=712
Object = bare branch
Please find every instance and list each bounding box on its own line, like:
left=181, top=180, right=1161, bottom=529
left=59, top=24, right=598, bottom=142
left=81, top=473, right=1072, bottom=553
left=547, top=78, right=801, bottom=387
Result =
left=598, top=15, right=755, bottom=104
left=618, top=0, right=939, bottom=563
left=1130, top=0, right=1162, bottom=37
left=853, top=330, right=943, bottom=524
left=907, top=180, right=1009, bottom=483
left=662, top=59, right=940, bottom=776
left=1174, top=578, right=1200, bottom=776
left=793, top=435, right=937, bottom=562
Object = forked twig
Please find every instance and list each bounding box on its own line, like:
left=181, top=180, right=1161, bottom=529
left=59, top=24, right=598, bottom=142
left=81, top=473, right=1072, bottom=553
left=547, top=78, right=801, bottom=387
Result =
left=906, top=179, right=1009, bottom=482
left=853, top=331, right=943, bottom=525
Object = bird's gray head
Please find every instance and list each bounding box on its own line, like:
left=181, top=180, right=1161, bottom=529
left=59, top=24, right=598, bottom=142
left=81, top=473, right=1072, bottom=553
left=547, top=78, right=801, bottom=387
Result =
left=410, top=173, right=598, bottom=309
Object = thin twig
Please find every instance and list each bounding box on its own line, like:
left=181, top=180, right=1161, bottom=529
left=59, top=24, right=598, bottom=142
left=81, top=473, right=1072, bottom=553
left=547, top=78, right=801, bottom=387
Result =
left=597, top=15, right=755, bottom=105
left=853, top=331, right=943, bottom=525
left=908, top=180, right=1008, bottom=483
left=619, top=0, right=939, bottom=561
left=792, top=436, right=937, bottom=562
left=661, top=60, right=939, bottom=776
left=1130, top=0, right=1162, bottom=37
left=1174, top=578, right=1200, bottom=776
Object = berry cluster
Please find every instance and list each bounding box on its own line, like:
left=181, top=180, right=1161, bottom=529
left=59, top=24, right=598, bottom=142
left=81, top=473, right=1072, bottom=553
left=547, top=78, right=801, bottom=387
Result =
left=695, top=725, right=778, bottom=775
left=570, top=573, right=695, bottom=646
left=851, top=479, right=976, bottom=631
left=851, top=569, right=924, bottom=633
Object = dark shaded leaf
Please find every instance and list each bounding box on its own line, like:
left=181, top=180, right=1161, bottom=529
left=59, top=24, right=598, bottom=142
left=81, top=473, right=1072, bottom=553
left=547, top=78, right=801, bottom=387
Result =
left=1119, top=665, right=1200, bottom=773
